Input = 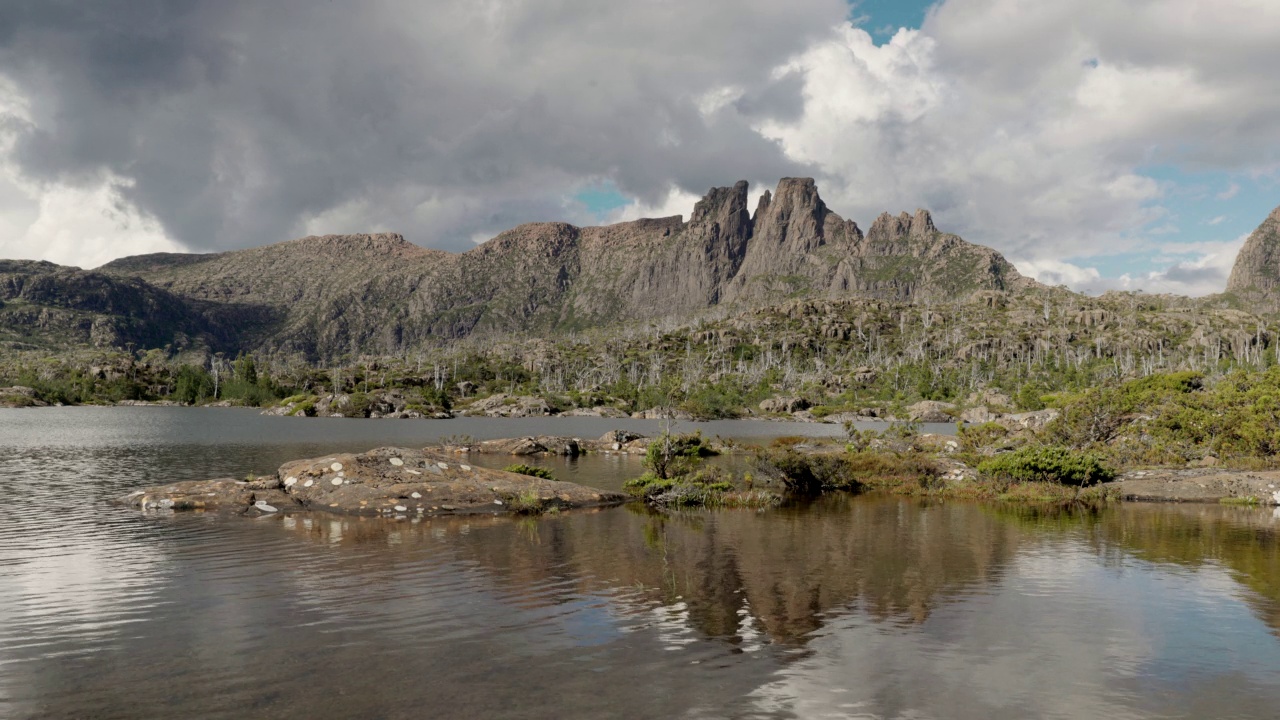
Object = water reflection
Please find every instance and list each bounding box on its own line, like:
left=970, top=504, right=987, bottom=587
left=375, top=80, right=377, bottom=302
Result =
left=5, top=407, right=1280, bottom=718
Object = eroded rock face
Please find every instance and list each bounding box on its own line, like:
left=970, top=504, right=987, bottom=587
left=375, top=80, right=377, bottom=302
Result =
left=113, top=447, right=625, bottom=517
left=1226, top=205, right=1280, bottom=304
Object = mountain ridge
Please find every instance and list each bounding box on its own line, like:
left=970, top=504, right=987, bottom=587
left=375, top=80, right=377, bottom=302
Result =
left=9, top=177, right=1036, bottom=360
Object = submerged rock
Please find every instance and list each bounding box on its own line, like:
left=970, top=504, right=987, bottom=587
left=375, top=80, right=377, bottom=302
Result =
left=113, top=446, right=625, bottom=517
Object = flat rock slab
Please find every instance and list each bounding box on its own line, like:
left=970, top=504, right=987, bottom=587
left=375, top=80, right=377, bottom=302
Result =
left=466, top=433, right=652, bottom=456
left=1112, top=468, right=1280, bottom=505
left=114, top=446, right=626, bottom=517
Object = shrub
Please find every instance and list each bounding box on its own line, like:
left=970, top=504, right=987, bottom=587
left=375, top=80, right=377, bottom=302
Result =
left=644, top=431, right=717, bottom=480
left=504, top=464, right=555, bottom=480
left=957, top=422, right=1009, bottom=453
left=752, top=449, right=845, bottom=493
left=287, top=400, right=316, bottom=417
left=623, top=467, right=763, bottom=508
left=977, top=446, right=1114, bottom=487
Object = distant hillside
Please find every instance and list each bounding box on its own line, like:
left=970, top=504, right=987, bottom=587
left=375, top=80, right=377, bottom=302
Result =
left=9, top=178, right=1033, bottom=360
left=0, top=259, right=261, bottom=352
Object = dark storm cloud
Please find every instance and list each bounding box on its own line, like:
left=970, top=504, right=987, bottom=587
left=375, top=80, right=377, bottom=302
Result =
left=733, top=71, right=807, bottom=124
left=0, top=0, right=846, bottom=251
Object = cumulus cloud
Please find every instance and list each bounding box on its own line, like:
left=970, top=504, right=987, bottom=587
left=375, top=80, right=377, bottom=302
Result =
left=1015, top=235, right=1246, bottom=297
left=0, top=0, right=843, bottom=260
left=0, top=0, right=1277, bottom=294
left=756, top=0, right=1280, bottom=282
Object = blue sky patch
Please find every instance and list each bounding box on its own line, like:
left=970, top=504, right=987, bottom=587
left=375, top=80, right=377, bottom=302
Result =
left=571, top=181, right=632, bottom=221
left=849, top=0, right=935, bottom=37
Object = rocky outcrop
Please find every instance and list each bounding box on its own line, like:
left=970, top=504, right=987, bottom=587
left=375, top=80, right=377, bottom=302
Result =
left=0, top=386, right=47, bottom=408
left=113, top=446, right=626, bottom=517
left=759, top=396, right=811, bottom=414
left=906, top=400, right=957, bottom=423
left=473, top=436, right=584, bottom=456
left=1113, top=468, right=1280, bottom=505
left=462, top=432, right=653, bottom=456
left=1226, top=205, right=1280, bottom=305
left=457, top=394, right=552, bottom=418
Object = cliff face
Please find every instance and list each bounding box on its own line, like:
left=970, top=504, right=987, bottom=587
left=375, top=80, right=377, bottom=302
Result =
left=1226, top=206, right=1280, bottom=304
left=9, top=178, right=1031, bottom=359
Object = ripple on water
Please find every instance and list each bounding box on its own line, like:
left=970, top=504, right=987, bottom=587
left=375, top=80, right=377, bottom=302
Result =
left=4, top=408, right=1280, bottom=719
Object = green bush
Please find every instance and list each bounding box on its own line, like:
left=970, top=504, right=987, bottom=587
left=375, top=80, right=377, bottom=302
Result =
left=978, top=446, right=1114, bottom=487
left=957, top=421, right=1009, bottom=453
left=643, top=431, right=717, bottom=480
left=504, top=464, right=555, bottom=480
left=753, top=447, right=940, bottom=494
left=624, top=468, right=739, bottom=507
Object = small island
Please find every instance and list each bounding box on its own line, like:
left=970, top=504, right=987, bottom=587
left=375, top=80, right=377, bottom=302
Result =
left=114, top=446, right=625, bottom=517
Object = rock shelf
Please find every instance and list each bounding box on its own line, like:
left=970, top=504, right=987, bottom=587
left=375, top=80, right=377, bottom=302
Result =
left=114, top=446, right=626, bottom=517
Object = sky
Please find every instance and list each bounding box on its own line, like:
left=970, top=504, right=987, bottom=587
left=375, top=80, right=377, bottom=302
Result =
left=0, top=0, right=1278, bottom=296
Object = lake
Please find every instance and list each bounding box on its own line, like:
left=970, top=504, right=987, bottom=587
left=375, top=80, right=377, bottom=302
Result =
left=2, top=407, right=1280, bottom=719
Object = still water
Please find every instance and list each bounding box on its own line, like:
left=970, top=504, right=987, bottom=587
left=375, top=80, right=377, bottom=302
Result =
left=2, top=408, right=1280, bottom=719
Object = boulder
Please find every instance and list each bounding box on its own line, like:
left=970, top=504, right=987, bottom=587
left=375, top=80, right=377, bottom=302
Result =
left=960, top=406, right=994, bottom=424
left=906, top=400, right=956, bottom=423
left=598, top=430, right=645, bottom=445
left=113, top=446, right=625, bottom=517
left=474, top=436, right=582, bottom=456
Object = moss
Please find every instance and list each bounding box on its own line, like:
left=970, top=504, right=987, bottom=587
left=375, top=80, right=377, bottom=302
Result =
left=503, top=464, right=555, bottom=481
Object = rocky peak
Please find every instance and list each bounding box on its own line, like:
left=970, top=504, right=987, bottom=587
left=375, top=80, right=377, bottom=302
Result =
left=867, top=212, right=909, bottom=242
left=867, top=209, right=938, bottom=242
left=750, top=177, right=829, bottom=251
left=1226, top=203, right=1280, bottom=301
left=689, top=181, right=752, bottom=234
left=910, top=209, right=936, bottom=236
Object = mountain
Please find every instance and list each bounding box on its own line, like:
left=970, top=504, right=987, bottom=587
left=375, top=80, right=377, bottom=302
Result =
left=1226, top=205, right=1280, bottom=305
left=5, top=178, right=1031, bottom=360
left=0, top=259, right=259, bottom=352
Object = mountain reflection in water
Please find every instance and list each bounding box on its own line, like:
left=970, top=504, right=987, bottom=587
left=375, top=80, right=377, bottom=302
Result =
left=3, top=407, right=1280, bottom=719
